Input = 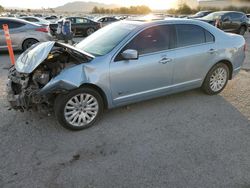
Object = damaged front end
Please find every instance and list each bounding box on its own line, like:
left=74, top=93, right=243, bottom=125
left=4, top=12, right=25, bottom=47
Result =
left=7, top=41, right=94, bottom=111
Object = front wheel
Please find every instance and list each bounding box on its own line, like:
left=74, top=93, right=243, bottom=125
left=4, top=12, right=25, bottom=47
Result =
left=54, top=87, right=104, bottom=130
left=202, top=63, right=229, bottom=95
left=238, top=26, right=246, bottom=36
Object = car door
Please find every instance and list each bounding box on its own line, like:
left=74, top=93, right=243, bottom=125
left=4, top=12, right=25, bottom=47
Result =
left=0, top=20, right=5, bottom=48
left=74, top=17, right=90, bottom=35
left=171, top=24, right=216, bottom=91
left=221, top=13, right=235, bottom=32
left=230, top=12, right=244, bottom=32
left=0, top=20, right=26, bottom=50
left=110, top=25, right=175, bottom=105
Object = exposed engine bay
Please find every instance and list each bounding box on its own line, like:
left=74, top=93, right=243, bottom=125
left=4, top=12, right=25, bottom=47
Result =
left=7, top=42, right=93, bottom=111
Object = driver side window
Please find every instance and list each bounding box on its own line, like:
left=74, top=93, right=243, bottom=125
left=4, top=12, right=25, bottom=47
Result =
left=115, top=25, right=174, bottom=61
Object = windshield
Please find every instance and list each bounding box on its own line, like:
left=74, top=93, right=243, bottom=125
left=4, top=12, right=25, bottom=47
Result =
left=75, top=22, right=138, bottom=56
left=202, top=12, right=224, bottom=20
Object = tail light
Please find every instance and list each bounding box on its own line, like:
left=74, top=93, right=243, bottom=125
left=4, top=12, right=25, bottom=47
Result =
left=35, top=27, right=49, bottom=33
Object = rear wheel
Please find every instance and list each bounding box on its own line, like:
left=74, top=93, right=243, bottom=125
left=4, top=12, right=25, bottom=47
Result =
left=86, top=28, right=95, bottom=36
left=202, top=63, right=229, bottom=95
left=239, top=26, right=246, bottom=35
left=54, top=87, right=104, bottom=130
left=22, top=38, right=39, bottom=51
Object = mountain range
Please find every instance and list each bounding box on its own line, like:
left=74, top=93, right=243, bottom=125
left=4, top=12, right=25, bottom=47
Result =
left=54, top=1, right=119, bottom=13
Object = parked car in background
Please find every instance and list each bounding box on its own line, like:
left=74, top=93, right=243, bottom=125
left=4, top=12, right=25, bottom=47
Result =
left=189, top=10, right=213, bottom=18
left=0, top=17, right=52, bottom=51
left=7, top=19, right=245, bottom=130
left=20, top=16, right=51, bottom=26
left=44, top=15, right=58, bottom=20
left=44, top=16, right=59, bottom=24
left=178, top=15, right=188, bottom=18
left=116, top=15, right=128, bottom=20
left=198, top=11, right=248, bottom=35
left=34, top=14, right=43, bottom=18
left=50, top=17, right=101, bottom=36
left=94, top=16, right=118, bottom=27
left=246, top=14, right=250, bottom=31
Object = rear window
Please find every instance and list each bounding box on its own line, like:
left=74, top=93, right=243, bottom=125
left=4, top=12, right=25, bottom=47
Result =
left=205, top=30, right=215, bottom=43
left=176, top=24, right=214, bottom=47
left=0, top=20, right=25, bottom=29
left=24, top=18, right=38, bottom=22
left=230, top=12, right=244, bottom=20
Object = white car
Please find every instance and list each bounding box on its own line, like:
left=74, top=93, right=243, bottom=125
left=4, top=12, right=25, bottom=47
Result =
left=20, top=16, right=51, bottom=26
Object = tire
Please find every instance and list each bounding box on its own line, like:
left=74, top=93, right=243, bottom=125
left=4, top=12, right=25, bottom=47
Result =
left=86, top=28, right=95, bottom=36
left=202, top=63, right=229, bottom=95
left=238, top=26, right=246, bottom=36
left=22, top=38, right=39, bottom=51
left=54, top=87, right=104, bottom=130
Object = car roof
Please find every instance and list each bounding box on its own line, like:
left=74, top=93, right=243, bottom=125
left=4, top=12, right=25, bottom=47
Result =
left=21, top=16, right=42, bottom=19
left=124, top=18, right=199, bottom=24
left=67, top=16, right=89, bottom=19
left=95, top=16, right=116, bottom=20
left=212, top=11, right=245, bottom=14
left=0, top=17, right=41, bottom=26
left=121, top=18, right=218, bottom=31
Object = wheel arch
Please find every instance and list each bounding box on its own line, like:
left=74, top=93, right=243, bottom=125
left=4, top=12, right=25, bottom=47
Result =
left=22, top=38, right=39, bottom=50
left=240, top=24, right=247, bottom=29
left=218, top=60, right=233, bottom=80
left=203, top=60, right=233, bottom=84
left=80, top=83, right=108, bottom=109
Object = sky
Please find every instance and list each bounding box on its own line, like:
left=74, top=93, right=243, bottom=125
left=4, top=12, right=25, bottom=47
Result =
left=0, top=0, right=178, bottom=10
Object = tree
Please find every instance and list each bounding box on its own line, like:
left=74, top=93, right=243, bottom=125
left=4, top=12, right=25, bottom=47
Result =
left=92, top=6, right=99, bottom=14
left=27, top=8, right=31, bottom=12
left=177, top=3, right=192, bottom=14
left=0, top=5, right=4, bottom=13
left=49, top=8, right=55, bottom=13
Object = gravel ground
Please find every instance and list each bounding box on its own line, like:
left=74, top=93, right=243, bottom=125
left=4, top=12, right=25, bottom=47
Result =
left=222, top=70, right=250, bottom=120
left=0, top=35, right=249, bottom=188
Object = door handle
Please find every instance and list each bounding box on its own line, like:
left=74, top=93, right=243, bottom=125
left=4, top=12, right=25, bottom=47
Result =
left=208, top=49, right=217, bottom=54
left=159, top=57, right=172, bottom=64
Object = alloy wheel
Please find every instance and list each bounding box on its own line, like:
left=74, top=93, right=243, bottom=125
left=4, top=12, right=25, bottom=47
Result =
left=64, top=93, right=99, bottom=127
left=87, top=28, right=95, bottom=36
left=209, top=67, right=228, bottom=92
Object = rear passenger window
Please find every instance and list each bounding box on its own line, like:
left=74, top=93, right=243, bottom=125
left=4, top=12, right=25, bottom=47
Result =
left=5, top=21, right=25, bottom=29
left=205, top=30, right=215, bottom=42
left=176, top=24, right=206, bottom=47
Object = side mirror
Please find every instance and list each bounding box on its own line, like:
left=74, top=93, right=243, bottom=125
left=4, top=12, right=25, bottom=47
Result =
left=121, top=49, right=138, bottom=60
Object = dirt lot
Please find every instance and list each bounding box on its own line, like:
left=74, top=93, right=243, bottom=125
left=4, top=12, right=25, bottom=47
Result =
left=0, top=35, right=250, bottom=188
left=222, top=70, right=250, bottom=120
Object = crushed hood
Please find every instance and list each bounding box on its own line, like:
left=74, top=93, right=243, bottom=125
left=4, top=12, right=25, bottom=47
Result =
left=15, top=41, right=94, bottom=74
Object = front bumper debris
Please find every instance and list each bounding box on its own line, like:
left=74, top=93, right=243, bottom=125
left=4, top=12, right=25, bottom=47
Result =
left=7, top=79, right=28, bottom=110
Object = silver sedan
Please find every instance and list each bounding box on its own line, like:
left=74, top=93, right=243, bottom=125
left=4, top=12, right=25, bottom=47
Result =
left=0, top=17, right=53, bottom=51
left=7, top=19, right=245, bottom=130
